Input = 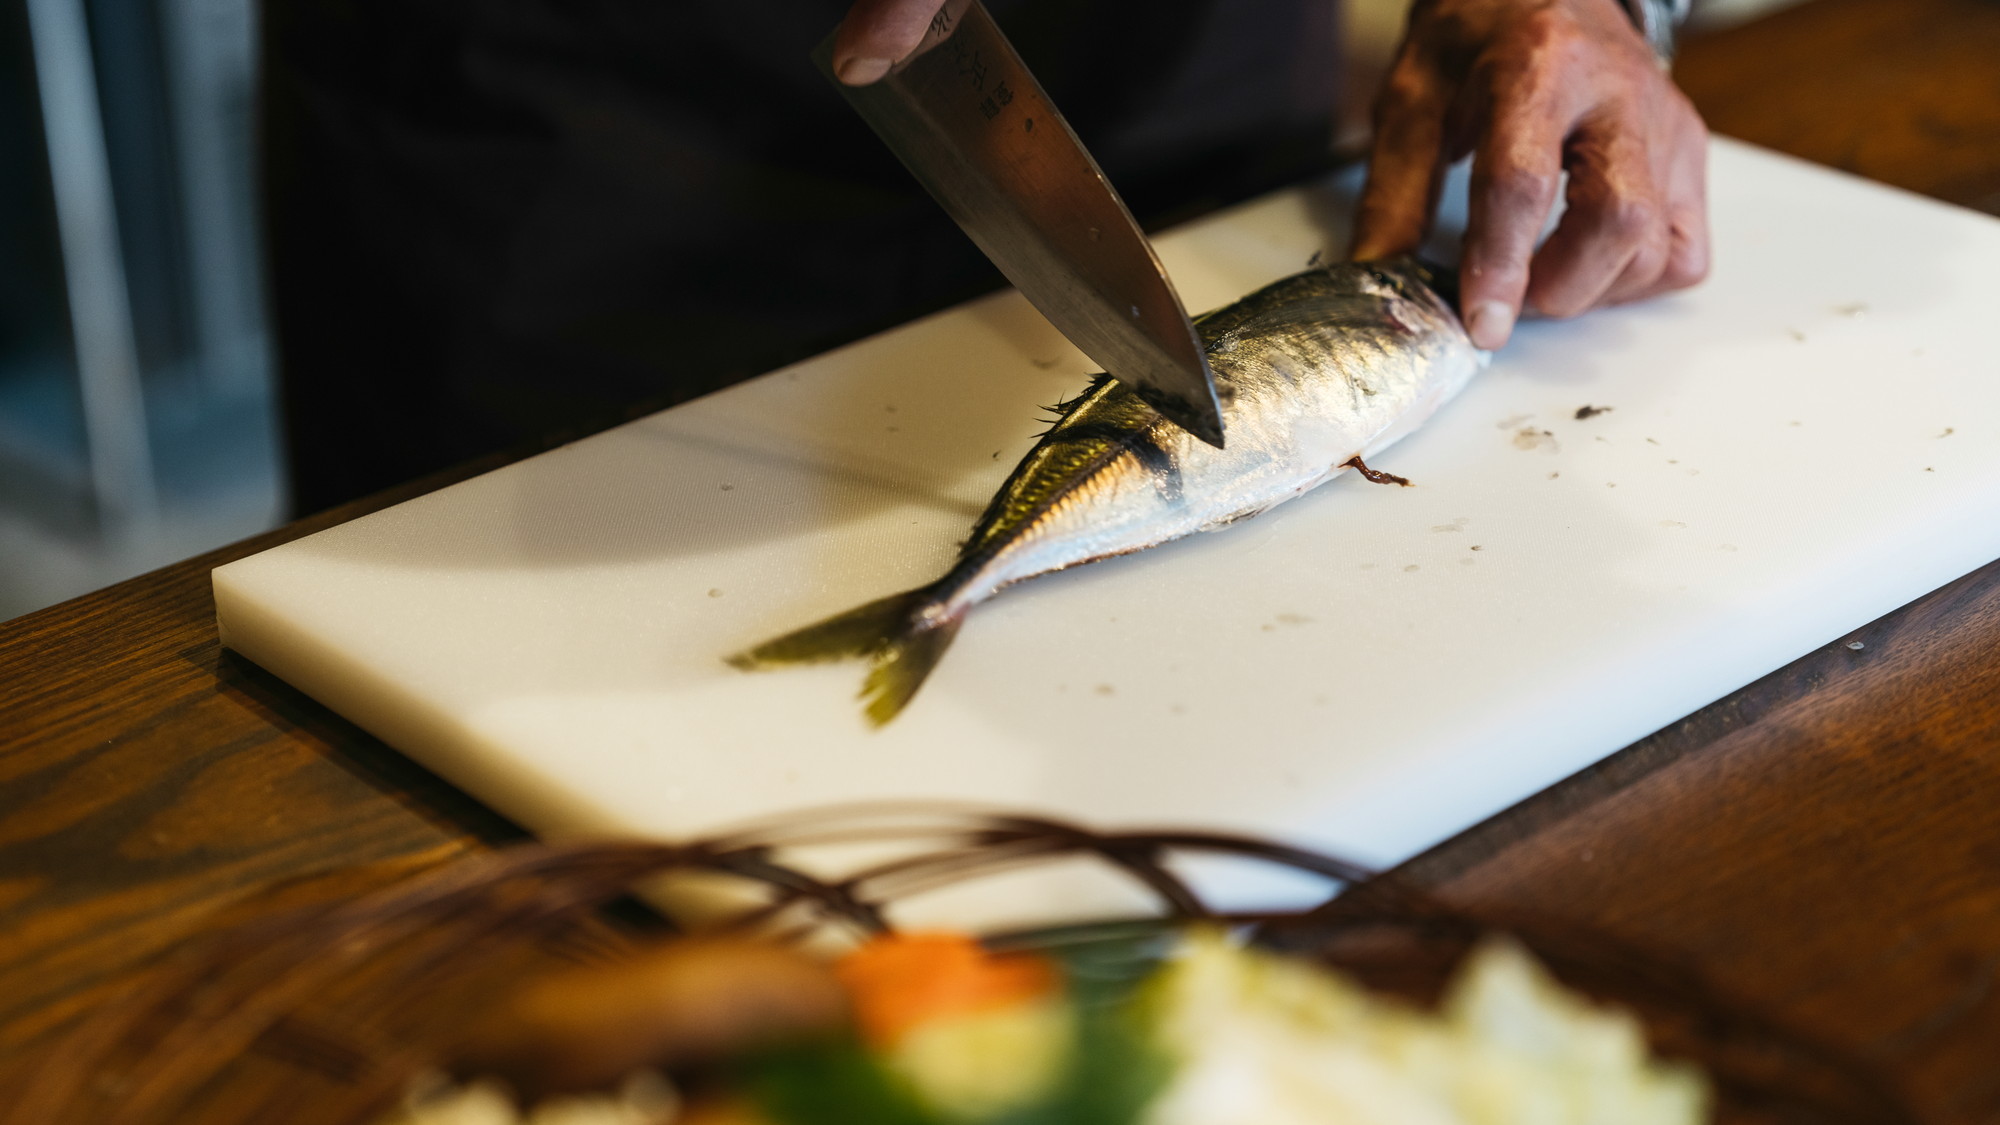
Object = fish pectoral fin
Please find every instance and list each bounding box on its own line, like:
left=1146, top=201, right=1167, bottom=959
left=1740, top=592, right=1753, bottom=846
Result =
left=1341, top=455, right=1413, bottom=488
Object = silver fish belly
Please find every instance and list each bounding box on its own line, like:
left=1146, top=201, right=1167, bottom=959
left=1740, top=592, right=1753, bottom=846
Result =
left=730, top=257, right=1486, bottom=725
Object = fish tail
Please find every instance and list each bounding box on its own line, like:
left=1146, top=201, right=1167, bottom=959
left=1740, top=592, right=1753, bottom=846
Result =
left=726, top=586, right=964, bottom=727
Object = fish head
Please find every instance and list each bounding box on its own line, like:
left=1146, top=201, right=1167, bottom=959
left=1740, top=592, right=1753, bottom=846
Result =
left=1353, top=255, right=1461, bottom=318
left=1349, top=255, right=1483, bottom=362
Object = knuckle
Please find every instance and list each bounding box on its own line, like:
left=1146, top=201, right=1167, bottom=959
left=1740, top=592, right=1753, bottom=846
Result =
left=1507, top=5, right=1573, bottom=49
left=1532, top=284, right=1589, bottom=320
left=1513, top=7, right=1589, bottom=70
left=1601, top=193, right=1660, bottom=242
left=1374, top=59, right=1436, bottom=118
left=1663, top=259, right=1709, bottom=290
left=1628, top=237, right=1672, bottom=289
left=1663, top=227, right=1711, bottom=288
left=1467, top=47, right=1526, bottom=96
left=1479, top=162, right=1556, bottom=214
left=1462, top=254, right=1530, bottom=301
left=1464, top=6, right=1589, bottom=99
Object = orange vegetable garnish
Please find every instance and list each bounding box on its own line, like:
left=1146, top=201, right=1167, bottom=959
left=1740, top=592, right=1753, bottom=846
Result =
left=836, top=932, right=1061, bottom=1048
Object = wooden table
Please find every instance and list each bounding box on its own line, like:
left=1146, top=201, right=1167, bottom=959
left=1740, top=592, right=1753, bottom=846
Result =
left=5, top=0, right=1999, bottom=1117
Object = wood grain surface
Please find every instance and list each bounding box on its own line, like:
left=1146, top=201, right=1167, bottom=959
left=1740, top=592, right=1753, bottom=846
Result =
left=0, top=468, right=528, bottom=1063
left=1674, top=0, right=2000, bottom=217
left=5, top=0, right=2000, bottom=1118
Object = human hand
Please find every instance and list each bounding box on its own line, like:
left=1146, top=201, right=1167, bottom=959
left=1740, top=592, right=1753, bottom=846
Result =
left=1349, top=0, right=1710, bottom=350
left=829, top=0, right=949, bottom=86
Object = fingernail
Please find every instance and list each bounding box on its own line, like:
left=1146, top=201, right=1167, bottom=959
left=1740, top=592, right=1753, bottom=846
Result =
left=1466, top=300, right=1514, bottom=349
left=836, top=56, right=893, bottom=85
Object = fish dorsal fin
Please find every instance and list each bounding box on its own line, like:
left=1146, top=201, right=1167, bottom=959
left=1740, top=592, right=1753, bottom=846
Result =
left=1035, top=372, right=1115, bottom=433
left=962, top=373, right=1133, bottom=561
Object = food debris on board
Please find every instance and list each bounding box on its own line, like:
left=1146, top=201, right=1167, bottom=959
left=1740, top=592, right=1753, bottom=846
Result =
left=1513, top=428, right=1558, bottom=452
left=379, top=929, right=1709, bottom=1125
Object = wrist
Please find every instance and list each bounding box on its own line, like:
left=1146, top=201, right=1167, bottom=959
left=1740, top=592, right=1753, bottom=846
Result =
left=1613, top=0, right=1690, bottom=63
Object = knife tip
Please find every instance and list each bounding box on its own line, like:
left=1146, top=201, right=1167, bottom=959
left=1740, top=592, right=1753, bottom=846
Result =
left=1138, top=387, right=1227, bottom=449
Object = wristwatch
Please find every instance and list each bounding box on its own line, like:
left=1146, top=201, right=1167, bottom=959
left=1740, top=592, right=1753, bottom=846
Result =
left=1617, top=0, right=1692, bottom=64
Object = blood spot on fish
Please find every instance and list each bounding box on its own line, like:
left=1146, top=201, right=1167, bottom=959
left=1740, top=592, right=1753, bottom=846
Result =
left=1343, top=455, right=1412, bottom=486
left=1574, top=404, right=1613, bottom=420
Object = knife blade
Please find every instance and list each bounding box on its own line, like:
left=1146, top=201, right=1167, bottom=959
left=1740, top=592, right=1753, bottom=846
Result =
left=815, top=0, right=1227, bottom=447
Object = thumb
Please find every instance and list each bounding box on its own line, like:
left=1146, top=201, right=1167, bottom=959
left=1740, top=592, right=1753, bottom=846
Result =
left=832, top=0, right=948, bottom=85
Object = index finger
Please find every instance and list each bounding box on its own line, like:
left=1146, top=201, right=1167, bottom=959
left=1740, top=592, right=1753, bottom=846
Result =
left=832, top=0, right=948, bottom=85
left=1350, top=56, right=1451, bottom=263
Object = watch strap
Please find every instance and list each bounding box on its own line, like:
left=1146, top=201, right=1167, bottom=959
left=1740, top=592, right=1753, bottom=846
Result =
left=1618, top=0, right=1691, bottom=63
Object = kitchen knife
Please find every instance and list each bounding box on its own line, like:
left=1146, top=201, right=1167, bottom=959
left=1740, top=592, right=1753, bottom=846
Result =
left=815, top=0, right=1227, bottom=447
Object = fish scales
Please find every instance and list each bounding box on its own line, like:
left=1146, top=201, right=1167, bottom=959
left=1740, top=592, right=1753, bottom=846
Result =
left=729, top=258, right=1486, bottom=725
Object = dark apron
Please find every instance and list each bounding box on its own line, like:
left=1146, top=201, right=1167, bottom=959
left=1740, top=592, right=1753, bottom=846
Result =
left=262, top=0, right=1341, bottom=514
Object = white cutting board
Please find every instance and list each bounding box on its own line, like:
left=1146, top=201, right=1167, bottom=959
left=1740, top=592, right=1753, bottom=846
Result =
left=216, top=140, right=2000, bottom=924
